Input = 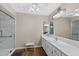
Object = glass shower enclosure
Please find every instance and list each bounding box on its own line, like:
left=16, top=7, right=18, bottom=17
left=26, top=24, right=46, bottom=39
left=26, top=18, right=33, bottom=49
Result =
left=0, top=9, right=15, bottom=55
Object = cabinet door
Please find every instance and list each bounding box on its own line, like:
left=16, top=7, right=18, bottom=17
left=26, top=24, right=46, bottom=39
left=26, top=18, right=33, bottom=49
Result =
left=47, top=43, right=54, bottom=56
left=42, top=38, right=46, bottom=51
left=52, top=47, right=57, bottom=56
left=45, top=41, right=53, bottom=56
left=52, top=47, right=62, bottom=56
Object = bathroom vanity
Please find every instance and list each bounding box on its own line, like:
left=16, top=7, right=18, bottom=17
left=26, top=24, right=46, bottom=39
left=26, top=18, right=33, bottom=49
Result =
left=42, top=34, right=79, bottom=56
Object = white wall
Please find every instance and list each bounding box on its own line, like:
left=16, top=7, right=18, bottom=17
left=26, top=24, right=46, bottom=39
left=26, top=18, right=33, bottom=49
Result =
left=16, top=13, right=49, bottom=48
left=53, top=17, right=72, bottom=39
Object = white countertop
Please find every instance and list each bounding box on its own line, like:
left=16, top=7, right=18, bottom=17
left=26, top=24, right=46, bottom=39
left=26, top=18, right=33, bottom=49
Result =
left=42, top=34, right=79, bottom=56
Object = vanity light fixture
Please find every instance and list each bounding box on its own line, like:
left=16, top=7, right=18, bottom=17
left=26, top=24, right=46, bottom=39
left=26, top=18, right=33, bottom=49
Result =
left=53, top=7, right=66, bottom=18
left=53, top=10, right=64, bottom=18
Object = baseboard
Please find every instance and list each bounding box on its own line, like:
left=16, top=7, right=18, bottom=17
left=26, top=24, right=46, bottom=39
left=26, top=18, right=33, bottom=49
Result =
left=35, top=45, right=42, bottom=48
left=15, top=47, right=26, bottom=50
left=15, top=45, right=42, bottom=50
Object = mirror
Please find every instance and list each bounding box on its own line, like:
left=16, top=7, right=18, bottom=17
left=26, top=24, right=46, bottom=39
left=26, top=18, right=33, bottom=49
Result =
left=53, top=17, right=79, bottom=42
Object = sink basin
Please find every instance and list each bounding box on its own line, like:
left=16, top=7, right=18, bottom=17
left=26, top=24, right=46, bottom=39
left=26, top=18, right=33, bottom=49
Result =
left=43, top=34, right=58, bottom=42
left=49, top=38, right=57, bottom=43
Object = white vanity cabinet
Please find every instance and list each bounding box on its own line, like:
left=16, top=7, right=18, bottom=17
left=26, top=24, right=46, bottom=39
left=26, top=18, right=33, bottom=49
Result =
left=42, top=38, right=67, bottom=56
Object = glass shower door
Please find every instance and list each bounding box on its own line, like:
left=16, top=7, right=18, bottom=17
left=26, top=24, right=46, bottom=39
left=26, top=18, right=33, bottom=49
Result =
left=0, top=10, right=15, bottom=56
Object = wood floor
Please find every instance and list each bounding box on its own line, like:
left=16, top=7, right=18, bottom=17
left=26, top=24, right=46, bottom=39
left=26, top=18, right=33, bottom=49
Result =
left=12, top=47, right=47, bottom=56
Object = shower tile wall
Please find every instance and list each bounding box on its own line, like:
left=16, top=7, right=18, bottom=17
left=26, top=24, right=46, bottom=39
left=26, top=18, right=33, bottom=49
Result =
left=0, top=11, right=15, bottom=55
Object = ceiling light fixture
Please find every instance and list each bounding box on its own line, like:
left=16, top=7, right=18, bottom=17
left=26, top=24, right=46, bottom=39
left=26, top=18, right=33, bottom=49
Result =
left=30, top=3, right=40, bottom=15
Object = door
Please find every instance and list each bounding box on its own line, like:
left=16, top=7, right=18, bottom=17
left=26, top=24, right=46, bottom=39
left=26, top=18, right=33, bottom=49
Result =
left=0, top=10, right=15, bottom=56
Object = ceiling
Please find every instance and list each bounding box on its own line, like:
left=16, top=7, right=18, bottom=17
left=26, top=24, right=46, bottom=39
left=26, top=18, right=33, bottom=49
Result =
left=61, top=3, right=79, bottom=11
left=9, top=3, right=61, bottom=16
